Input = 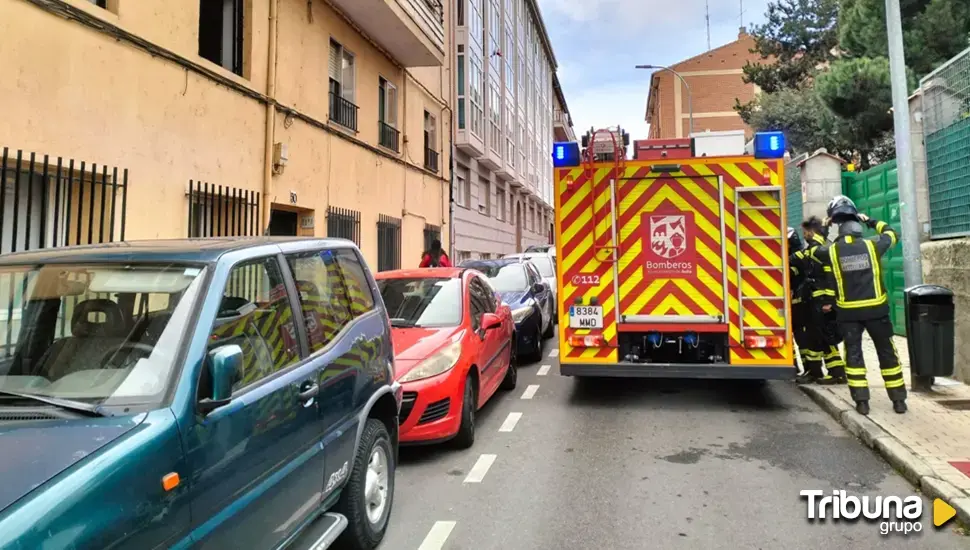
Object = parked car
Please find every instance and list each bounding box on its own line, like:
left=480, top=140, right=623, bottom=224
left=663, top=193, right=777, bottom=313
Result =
left=503, top=253, right=559, bottom=317
left=375, top=268, right=515, bottom=448
left=524, top=244, right=556, bottom=258
left=459, top=259, right=554, bottom=362
left=0, top=238, right=401, bottom=550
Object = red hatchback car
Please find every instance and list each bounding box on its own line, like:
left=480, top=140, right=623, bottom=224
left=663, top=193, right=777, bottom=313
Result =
left=375, top=268, right=516, bottom=448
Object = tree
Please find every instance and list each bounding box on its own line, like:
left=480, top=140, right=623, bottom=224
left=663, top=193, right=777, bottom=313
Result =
left=740, top=0, right=841, bottom=93
left=839, top=0, right=970, bottom=77
left=744, top=87, right=853, bottom=157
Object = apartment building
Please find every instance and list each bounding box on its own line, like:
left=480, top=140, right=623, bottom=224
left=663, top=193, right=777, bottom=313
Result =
left=645, top=29, right=760, bottom=139
left=553, top=74, right=577, bottom=144
left=0, top=0, right=452, bottom=271
left=451, top=0, right=558, bottom=261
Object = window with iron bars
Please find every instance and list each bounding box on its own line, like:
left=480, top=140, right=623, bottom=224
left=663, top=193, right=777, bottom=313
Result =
left=327, top=206, right=361, bottom=245
left=1, top=148, right=129, bottom=255
left=423, top=223, right=441, bottom=253
left=188, top=180, right=262, bottom=237
left=377, top=214, right=402, bottom=272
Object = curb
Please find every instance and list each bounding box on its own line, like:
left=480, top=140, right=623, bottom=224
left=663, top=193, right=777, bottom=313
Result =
left=800, top=385, right=970, bottom=527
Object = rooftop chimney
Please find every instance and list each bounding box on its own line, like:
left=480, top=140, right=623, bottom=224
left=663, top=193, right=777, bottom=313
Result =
left=739, top=26, right=747, bottom=38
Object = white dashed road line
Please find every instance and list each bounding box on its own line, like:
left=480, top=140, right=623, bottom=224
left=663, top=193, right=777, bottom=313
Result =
left=537, top=364, right=551, bottom=376
left=498, top=412, right=522, bottom=432
left=548, top=349, right=559, bottom=358
left=463, top=454, right=497, bottom=484
left=520, top=384, right=540, bottom=400
left=418, top=521, right=457, bottom=550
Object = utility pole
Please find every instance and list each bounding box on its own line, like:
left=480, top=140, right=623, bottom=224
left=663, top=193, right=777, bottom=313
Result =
left=885, top=0, right=924, bottom=287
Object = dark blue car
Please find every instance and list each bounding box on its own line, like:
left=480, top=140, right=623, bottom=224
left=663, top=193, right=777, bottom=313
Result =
left=0, top=238, right=401, bottom=550
left=460, top=259, right=554, bottom=362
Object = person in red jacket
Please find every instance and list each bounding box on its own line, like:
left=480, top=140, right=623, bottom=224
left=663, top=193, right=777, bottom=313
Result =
left=419, top=240, right=452, bottom=267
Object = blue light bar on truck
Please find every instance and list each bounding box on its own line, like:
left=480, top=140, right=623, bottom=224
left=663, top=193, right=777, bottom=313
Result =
left=753, top=131, right=786, bottom=159
left=552, top=142, right=581, bottom=168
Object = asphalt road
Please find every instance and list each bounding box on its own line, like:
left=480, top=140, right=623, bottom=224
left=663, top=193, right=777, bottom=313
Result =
left=383, top=334, right=968, bottom=549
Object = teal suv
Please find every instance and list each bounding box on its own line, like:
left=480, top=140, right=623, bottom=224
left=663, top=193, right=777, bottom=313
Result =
left=0, top=238, right=401, bottom=550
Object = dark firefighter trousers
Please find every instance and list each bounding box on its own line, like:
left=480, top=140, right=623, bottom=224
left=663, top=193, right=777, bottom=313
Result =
left=792, top=302, right=845, bottom=378
left=841, top=316, right=907, bottom=403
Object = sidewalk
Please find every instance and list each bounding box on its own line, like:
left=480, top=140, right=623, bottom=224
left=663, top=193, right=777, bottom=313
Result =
left=799, top=334, right=970, bottom=526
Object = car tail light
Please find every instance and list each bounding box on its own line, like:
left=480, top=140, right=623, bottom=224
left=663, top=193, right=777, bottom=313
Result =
left=744, top=334, right=785, bottom=349
left=568, top=334, right=606, bottom=348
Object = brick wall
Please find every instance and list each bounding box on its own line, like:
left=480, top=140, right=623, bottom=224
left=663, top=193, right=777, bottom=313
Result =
left=647, top=32, right=761, bottom=140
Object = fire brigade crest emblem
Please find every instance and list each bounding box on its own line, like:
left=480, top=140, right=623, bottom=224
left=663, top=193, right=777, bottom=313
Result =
left=649, top=215, right=688, bottom=259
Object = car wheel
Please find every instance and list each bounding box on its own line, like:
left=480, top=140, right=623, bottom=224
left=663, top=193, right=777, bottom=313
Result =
left=500, top=351, right=518, bottom=390
left=528, top=320, right=544, bottom=362
left=335, top=418, right=394, bottom=550
left=452, top=375, right=476, bottom=449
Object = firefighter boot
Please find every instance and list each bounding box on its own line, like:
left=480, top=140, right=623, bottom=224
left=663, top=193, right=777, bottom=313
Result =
left=893, top=400, right=907, bottom=414
left=856, top=401, right=870, bottom=416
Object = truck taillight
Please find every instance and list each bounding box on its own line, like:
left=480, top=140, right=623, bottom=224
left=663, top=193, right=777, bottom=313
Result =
left=744, top=335, right=785, bottom=349
left=568, top=335, right=606, bottom=348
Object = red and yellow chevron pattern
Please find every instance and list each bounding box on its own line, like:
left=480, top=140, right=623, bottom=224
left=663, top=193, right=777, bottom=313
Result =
left=554, top=158, right=793, bottom=366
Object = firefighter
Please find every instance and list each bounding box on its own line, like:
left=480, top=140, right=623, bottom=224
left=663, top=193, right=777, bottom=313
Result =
left=788, top=227, right=823, bottom=381
left=811, top=196, right=907, bottom=416
left=800, top=216, right=847, bottom=383
left=788, top=227, right=844, bottom=385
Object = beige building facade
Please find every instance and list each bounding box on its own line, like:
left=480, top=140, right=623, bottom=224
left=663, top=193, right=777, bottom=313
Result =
left=1, top=0, right=453, bottom=271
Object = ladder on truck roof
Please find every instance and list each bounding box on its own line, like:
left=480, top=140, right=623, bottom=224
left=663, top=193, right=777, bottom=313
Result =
left=582, top=128, right=625, bottom=264
left=734, top=185, right=789, bottom=343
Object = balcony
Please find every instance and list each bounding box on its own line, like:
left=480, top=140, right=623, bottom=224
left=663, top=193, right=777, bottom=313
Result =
left=554, top=109, right=575, bottom=142
left=424, top=148, right=439, bottom=172
left=330, top=92, right=359, bottom=132
left=379, top=121, right=400, bottom=152
left=329, top=0, right=445, bottom=67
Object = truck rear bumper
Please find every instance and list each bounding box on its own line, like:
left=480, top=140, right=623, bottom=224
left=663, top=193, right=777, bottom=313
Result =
left=559, top=362, right=796, bottom=380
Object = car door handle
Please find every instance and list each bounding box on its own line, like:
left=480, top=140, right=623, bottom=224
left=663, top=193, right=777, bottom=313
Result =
left=298, top=383, right=319, bottom=402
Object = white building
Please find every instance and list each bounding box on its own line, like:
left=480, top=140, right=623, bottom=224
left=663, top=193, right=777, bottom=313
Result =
left=451, top=0, right=559, bottom=260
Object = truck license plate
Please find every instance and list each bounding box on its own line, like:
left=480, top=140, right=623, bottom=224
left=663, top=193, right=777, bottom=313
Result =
left=569, top=305, right=603, bottom=329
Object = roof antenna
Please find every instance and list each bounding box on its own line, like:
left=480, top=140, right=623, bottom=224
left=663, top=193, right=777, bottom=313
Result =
left=705, top=0, right=711, bottom=50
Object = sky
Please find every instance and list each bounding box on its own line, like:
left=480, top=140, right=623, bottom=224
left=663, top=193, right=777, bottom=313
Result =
left=535, top=0, right=771, bottom=141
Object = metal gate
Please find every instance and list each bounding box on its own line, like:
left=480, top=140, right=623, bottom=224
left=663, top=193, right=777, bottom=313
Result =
left=841, top=161, right=906, bottom=335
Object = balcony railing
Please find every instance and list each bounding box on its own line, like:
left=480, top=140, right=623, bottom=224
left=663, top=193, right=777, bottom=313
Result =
left=379, top=121, right=400, bottom=152
left=329, top=92, right=359, bottom=131
left=424, top=147, right=439, bottom=172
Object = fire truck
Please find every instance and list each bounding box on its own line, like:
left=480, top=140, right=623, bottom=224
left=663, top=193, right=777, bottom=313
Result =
left=552, top=129, right=795, bottom=380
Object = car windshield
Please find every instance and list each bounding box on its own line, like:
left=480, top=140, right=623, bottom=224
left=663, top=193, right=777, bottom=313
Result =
left=0, top=263, right=206, bottom=408
left=525, top=256, right=555, bottom=277
left=477, top=264, right=529, bottom=292
left=377, top=277, right=462, bottom=327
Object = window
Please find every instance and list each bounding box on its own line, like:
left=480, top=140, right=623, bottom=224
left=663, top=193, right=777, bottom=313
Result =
left=479, top=177, right=490, bottom=214
left=198, top=0, right=245, bottom=76
left=378, top=277, right=462, bottom=328
left=424, top=111, right=439, bottom=172
left=327, top=206, right=361, bottom=245
left=455, top=174, right=469, bottom=208
left=333, top=248, right=376, bottom=317
left=213, top=257, right=300, bottom=391
left=377, top=214, right=402, bottom=272
left=468, top=277, right=496, bottom=332
left=378, top=77, right=399, bottom=151
left=496, top=187, right=506, bottom=221
left=469, top=56, right=484, bottom=138
left=488, top=84, right=501, bottom=153
left=457, top=0, right=465, bottom=26
left=329, top=40, right=357, bottom=130
left=505, top=100, right=515, bottom=164
left=285, top=250, right=351, bottom=353
left=457, top=54, right=466, bottom=130
left=87, top=0, right=108, bottom=8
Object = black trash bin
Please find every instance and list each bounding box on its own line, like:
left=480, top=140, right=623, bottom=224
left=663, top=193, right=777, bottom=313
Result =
left=904, top=284, right=955, bottom=377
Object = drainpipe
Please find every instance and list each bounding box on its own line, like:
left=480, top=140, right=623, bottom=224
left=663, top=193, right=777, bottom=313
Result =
left=447, top=0, right=457, bottom=260
left=262, top=0, right=280, bottom=234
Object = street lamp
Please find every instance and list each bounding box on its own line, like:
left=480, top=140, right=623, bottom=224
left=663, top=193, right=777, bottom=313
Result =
left=636, top=64, right=694, bottom=136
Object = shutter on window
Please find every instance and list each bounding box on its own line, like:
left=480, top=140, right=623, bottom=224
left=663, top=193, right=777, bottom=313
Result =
left=329, top=43, right=340, bottom=82
left=341, top=54, right=355, bottom=101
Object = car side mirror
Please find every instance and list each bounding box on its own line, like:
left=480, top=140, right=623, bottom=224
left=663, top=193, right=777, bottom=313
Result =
left=532, top=282, right=545, bottom=294
left=481, top=313, right=502, bottom=332
left=199, top=344, right=242, bottom=414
